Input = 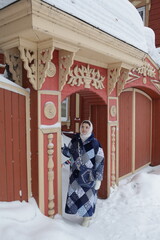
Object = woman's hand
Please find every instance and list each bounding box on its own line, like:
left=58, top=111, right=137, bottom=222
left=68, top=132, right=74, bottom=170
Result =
left=95, top=180, right=101, bottom=190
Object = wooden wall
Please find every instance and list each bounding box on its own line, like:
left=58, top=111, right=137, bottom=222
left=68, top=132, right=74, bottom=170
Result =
left=0, top=88, right=28, bottom=201
left=149, top=0, right=160, bottom=47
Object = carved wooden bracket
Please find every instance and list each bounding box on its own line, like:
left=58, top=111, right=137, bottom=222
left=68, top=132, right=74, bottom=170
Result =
left=19, top=45, right=38, bottom=89
left=19, top=40, right=55, bottom=90
left=59, top=50, right=75, bottom=91
left=108, top=64, right=130, bottom=96
left=117, top=68, right=129, bottom=96
left=108, top=66, right=121, bottom=95
left=4, top=48, right=22, bottom=86
left=38, top=45, right=55, bottom=89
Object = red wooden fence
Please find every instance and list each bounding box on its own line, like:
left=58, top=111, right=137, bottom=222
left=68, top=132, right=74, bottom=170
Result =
left=0, top=88, right=28, bottom=201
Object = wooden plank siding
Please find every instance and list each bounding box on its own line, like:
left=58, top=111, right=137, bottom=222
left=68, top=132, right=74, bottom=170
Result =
left=0, top=88, right=28, bottom=201
left=119, top=91, right=133, bottom=177
left=135, top=92, right=152, bottom=169
left=91, top=105, right=108, bottom=199
left=119, top=89, right=152, bottom=178
left=149, top=0, right=160, bottom=47
left=151, top=99, right=160, bottom=165
left=0, top=89, right=7, bottom=200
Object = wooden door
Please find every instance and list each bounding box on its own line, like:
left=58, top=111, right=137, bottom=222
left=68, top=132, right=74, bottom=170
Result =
left=91, top=105, right=108, bottom=199
left=0, top=82, right=31, bottom=201
left=119, top=89, right=152, bottom=178
left=135, top=91, right=152, bottom=169
left=119, top=90, right=133, bottom=177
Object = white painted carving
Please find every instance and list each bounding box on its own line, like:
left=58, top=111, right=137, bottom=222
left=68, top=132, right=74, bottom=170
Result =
left=44, top=102, right=56, bottom=119
left=4, top=48, right=22, bottom=86
left=110, top=105, right=117, bottom=118
left=111, top=126, right=116, bottom=187
left=47, top=134, right=55, bottom=217
left=59, top=50, right=75, bottom=91
left=133, top=62, right=156, bottom=78
left=47, top=62, right=56, bottom=77
left=68, top=65, right=105, bottom=89
left=117, top=68, right=129, bottom=96
left=108, top=67, right=121, bottom=95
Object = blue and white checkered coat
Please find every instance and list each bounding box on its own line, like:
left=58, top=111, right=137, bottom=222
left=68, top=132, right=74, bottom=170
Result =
left=62, top=133, right=104, bottom=217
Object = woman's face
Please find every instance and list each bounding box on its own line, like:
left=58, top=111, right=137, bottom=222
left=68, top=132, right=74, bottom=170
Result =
left=81, top=123, right=90, bottom=135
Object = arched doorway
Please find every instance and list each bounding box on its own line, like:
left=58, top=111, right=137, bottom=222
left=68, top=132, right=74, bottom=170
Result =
left=119, top=88, right=152, bottom=178
left=61, top=89, right=108, bottom=199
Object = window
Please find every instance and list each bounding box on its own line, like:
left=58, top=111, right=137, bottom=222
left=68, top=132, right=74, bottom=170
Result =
left=61, top=98, right=69, bottom=122
left=137, top=6, right=146, bottom=24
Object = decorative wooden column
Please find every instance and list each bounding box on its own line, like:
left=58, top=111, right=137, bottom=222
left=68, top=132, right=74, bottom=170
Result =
left=108, top=63, right=131, bottom=188
left=47, top=133, right=55, bottom=217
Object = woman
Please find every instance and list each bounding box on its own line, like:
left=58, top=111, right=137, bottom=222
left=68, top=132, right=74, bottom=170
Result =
left=62, top=120, right=104, bottom=227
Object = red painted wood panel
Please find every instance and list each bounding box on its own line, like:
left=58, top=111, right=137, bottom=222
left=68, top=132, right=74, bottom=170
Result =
left=23, top=68, right=38, bottom=203
left=19, top=95, right=28, bottom=200
left=119, top=91, right=133, bottom=177
left=152, top=99, right=160, bottom=165
left=91, top=105, right=108, bottom=199
left=0, top=89, right=7, bottom=200
left=149, top=0, right=160, bottom=47
left=4, top=90, right=14, bottom=201
left=0, top=88, right=28, bottom=202
left=135, top=92, right=151, bottom=169
left=12, top=92, right=21, bottom=200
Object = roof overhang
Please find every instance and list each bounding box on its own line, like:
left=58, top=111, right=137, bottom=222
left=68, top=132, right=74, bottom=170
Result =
left=0, top=0, right=148, bottom=68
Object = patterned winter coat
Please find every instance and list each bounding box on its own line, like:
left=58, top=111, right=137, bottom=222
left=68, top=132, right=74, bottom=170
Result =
left=62, top=133, right=104, bottom=217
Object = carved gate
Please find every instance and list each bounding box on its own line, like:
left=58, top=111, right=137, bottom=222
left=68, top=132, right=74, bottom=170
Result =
left=0, top=77, right=31, bottom=201
left=119, top=88, right=152, bottom=177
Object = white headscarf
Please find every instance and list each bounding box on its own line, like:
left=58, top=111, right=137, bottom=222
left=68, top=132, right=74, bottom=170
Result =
left=80, top=120, right=93, bottom=142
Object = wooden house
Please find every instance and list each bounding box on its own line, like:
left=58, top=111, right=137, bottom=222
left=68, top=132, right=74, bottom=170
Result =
left=0, top=0, right=160, bottom=217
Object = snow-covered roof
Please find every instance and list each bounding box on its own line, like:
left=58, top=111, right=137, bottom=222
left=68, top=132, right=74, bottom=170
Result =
left=0, top=0, right=18, bottom=9
left=0, top=0, right=160, bottom=66
left=42, top=0, right=147, bottom=53
left=42, top=0, right=160, bottom=66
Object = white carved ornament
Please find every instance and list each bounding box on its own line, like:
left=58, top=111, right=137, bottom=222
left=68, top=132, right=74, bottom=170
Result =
left=19, top=44, right=54, bottom=90
left=47, top=62, right=56, bottom=77
left=47, top=133, right=55, bottom=217
left=133, top=62, right=156, bottom=78
left=59, top=50, right=75, bottom=91
left=4, top=48, right=22, bottom=86
left=19, top=46, right=37, bottom=90
left=38, top=47, right=55, bottom=89
left=68, top=65, right=105, bottom=89
left=117, top=68, right=129, bottom=96
left=108, top=67, right=121, bottom=95
left=111, top=126, right=116, bottom=187
left=44, top=101, right=56, bottom=119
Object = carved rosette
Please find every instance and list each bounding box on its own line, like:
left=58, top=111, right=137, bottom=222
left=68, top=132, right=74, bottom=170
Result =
left=110, top=105, right=117, bottom=118
left=44, top=101, right=56, bottom=119
left=47, top=134, right=55, bottom=217
left=47, top=62, right=56, bottom=77
left=111, top=126, right=116, bottom=187
left=68, top=65, right=105, bottom=89
left=59, top=50, right=75, bottom=91
left=117, top=68, right=129, bottom=96
left=4, top=48, right=22, bottom=85
left=108, top=67, right=121, bottom=95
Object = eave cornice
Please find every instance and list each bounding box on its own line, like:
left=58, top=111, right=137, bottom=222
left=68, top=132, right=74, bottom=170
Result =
left=0, top=0, right=158, bottom=70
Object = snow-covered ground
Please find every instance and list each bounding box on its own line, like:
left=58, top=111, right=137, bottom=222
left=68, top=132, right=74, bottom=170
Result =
left=1, top=132, right=160, bottom=240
